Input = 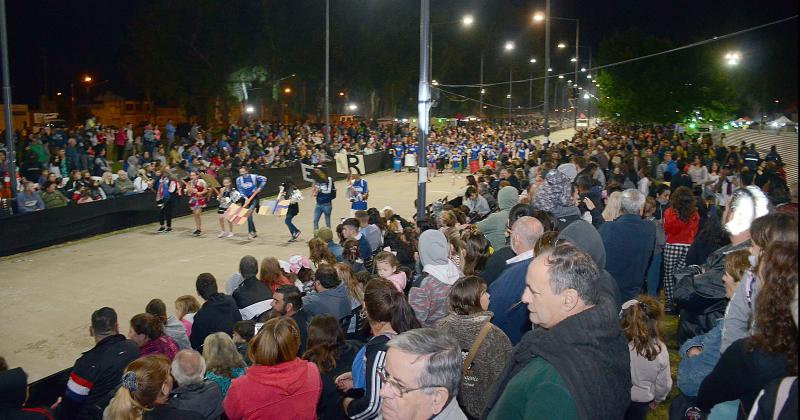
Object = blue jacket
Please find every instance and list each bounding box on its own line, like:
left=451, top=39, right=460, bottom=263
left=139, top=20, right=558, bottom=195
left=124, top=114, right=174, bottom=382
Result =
left=678, top=319, right=723, bottom=397
left=488, top=257, right=533, bottom=345
left=17, top=191, right=45, bottom=213
left=236, top=173, right=267, bottom=198
left=599, top=214, right=657, bottom=302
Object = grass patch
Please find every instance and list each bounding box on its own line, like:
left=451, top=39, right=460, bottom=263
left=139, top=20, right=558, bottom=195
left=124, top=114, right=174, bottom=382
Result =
left=648, top=313, right=681, bottom=420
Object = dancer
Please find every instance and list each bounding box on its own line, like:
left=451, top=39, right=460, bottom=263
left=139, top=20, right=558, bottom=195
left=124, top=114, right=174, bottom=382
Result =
left=215, top=177, right=241, bottom=238
left=235, top=167, right=267, bottom=240
left=348, top=171, right=368, bottom=217
left=155, top=167, right=180, bottom=233
left=280, top=177, right=303, bottom=242
left=185, top=171, right=209, bottom=236
left=405, top=139, right=417, bottom=172
left=311, top=167, right=335, bottom=233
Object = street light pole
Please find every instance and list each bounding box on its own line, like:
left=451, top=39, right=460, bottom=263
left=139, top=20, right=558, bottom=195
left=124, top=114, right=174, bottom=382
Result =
left=417, top=0, right=430, bottom=221
left=508, top=66, right=512, bottom=122
left=0, top=0, right=17, bottom=200
left=543, top=0, right=551, bottom=142
left=478, top=51, right=483, bottom=119
left=573, top=19, right=579, bottom=129
left=324, top=0, right=330, bottom=144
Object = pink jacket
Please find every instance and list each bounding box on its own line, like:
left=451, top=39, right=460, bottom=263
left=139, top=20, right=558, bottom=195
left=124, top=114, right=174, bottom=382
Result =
left=386, top=272, right=407, bottom=293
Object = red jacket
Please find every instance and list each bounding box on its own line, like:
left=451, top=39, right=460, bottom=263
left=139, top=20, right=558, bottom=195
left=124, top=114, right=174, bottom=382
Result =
left=223, top=358, right=321, bottom=420
left=663, top=208, right=700, bottom=244
left=115, top=130, right=127, bottom=146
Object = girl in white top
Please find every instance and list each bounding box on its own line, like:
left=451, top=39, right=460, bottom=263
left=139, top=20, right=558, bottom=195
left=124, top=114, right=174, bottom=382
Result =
left=620, top=295, right=672, bottom=420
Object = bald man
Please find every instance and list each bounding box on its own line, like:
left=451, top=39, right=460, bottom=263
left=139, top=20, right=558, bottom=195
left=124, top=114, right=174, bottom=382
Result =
left=488, top=216, right=545, bottom=344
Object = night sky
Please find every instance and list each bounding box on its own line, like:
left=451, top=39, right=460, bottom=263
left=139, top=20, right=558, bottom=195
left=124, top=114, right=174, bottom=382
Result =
left=4, top=0, right=797, bottom=111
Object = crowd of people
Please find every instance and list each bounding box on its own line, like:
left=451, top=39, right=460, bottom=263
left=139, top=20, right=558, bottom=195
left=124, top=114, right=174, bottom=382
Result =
left=0, top=121, right=797, bottom=420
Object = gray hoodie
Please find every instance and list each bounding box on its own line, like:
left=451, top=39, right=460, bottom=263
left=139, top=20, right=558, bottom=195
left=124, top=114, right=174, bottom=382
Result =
left=165, top=315, right=191, bottom=350
left=476, top=186, right=519, bottom=250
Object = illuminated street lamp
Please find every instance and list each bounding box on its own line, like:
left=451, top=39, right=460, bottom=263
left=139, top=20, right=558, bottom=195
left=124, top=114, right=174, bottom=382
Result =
left=338, top=91, right=345, bottom=96
left=570, top=57, right=577, bottom=62
left=284, top=87, right=292, bottom=94
left=724, top=51, right=741, bottom=66
left=461, top=14, right=474, bottom=27
left=557, top=42, right=566, bottom=49
left=348, top=103, right=358, bottom=111
left=532, top=12, right=544, bottom=22
left=83, top=75, right=93, bottom=83
left=529, top=58, right=537, bottom=63
left=504, top=41, right=515, bottom=51
left=245, top=105, right=255, bottom=114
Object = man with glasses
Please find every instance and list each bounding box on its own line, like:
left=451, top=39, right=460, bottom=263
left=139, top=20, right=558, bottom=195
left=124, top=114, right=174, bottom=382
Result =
left=378, top=328, right=467, bottom=420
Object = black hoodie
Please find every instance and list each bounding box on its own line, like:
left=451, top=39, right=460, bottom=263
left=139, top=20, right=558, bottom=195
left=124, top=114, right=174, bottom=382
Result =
left=0, top=367, right=52, bottom=419
left=190, top=293, right=243, bottom=350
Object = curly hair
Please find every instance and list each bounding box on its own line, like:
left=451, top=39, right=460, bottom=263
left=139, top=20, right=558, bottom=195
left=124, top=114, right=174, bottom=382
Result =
left=620, top=295, right=664, bottom=361
left=748, top=241, right=798, bottom=374
left=669, top=186, right=697, bottom=222
left=460, top=225, right=491, bottom=275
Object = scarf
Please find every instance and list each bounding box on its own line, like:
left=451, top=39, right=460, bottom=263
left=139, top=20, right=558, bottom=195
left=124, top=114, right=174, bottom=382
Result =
left=422, top=260, right=462, bottom=285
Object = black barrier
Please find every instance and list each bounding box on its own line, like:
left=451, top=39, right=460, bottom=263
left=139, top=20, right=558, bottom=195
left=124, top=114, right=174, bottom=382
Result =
left=0, top=152, right=388, bottom=256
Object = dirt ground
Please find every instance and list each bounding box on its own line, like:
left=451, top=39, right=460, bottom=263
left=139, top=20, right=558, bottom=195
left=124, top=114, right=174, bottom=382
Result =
left=0, top=129, right=575, bottom=381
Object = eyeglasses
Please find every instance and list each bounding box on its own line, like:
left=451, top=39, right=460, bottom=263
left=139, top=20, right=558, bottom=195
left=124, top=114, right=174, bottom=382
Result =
left=377, top=366, right=441, bottom=398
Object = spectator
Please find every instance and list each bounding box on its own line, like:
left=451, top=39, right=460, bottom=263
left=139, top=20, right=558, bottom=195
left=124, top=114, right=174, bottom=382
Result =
left=41, top=181, right=69, bottom=209
left=116, top=170, right=134, bottom=194
left=342, top=218, right=372, bottom=264
left=231, top=255, right=273, bottom=321
left=463, top=186, right=490, bottom=219
left=674, top=186, right=770, bottom=344
left=410, top=229, right=463, bottom=326
left=0, top=365, right=54, bottom=419
left=575, top=174, right=605, bottom=228
left=479, top=203, right=537, bottom=285
left=308, top=238, right=337, bottom=268
left=476, top=186, right=520, bottom=250
left=485, top=244, right=631, bottom=420
left=168, top=349, right=224, bottom=419
left=599, top=189, right=657, bottom=302
left=488, top=216, right=545, bottom=344
left=146, top=298, right=191, bottom=350
left=258, top=256, right=292, bottom=294
left=337, top=279, right=420, bottom=419
left=379, top=328, right=467, bottom=420
left=620, top=296, right=672, bottom=420
left=375, top=251, right=407, bottom=293
left=56, top=307, right=139, bottom=419
left=191, top=273, right=243, bottom=351
left=16, top=182, right=44, bottom=213
left=684, top=207, right=730, bottom=266
left=355, top=210, right=383, bottom=253
left=133, top=169, right=151, bottom=193
left=747, top=377, right=798, bottom=420
left=602, top=190, right=623, bottom=222
left=335, top=262, right=365, bottom=336
left=532, top=170, right=581, bottom=230
left=175, top=295, right=201, bottom=338
left=272, top=284, right=311, bottom=357
left=231, top=321, right=255, bottom=365
left=316, top=227, right=344, bottom=262
left=223, top=317, right=322, bottom=420
left=696, top=241, right=797, bottom=418
left=663, top=186, right=700, bottom=311
left=437, top=276, right=512, bottom=418
left=302, top=264, right=352, bottom=321
left=459, top=225, right=491, bottom=276
left=128, top=313, right=180, bottom=360
left=99, top=172, right=121, bottom=198
left=302, top=314, right=360, bottom=420
left=104, top=355, right=204, bottom=419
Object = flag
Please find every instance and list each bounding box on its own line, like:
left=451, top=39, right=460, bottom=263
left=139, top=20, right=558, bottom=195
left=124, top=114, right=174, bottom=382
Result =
left=224, top=203, right=249, bottom=225
left=258, top=199, right=290, bottom=215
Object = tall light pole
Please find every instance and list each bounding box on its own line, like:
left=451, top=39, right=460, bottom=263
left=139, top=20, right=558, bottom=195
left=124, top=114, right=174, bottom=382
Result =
left=543, top=1, right=551, bottom=141
left=529, top=58, right=536, bottom=110
left=417, top=0, right=431, bottom=221
left=573, top=20, right=579, bottom=129
left=504, top=41, right=514, bottom=123
left=0, top=0, right=16, bottom=200
left=324, top=0, right=330, bottom=143
left=478, top=51, right=484, bottom=119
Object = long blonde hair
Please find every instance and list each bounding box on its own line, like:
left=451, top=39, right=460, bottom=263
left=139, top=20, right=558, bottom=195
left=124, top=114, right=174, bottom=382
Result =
left=202, top=332, right=246, bottom=378
left=335, top=262, right=363, bottom=304
left=104, top=355, right=171, bottom=420
left=602, top=191, right=623, bottom=222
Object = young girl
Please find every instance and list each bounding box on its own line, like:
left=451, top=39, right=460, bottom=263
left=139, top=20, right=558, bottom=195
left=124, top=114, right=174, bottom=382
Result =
left=620, top=295, right=672, bottom=420
left=375, top=251, right=406, bottom=292
left=174, top=295, right=200, bottom=337
left=186, top=171, right=209, bottom=236
left=215, top=177, right=240, bottom=238
left=279, top=177, right=303, bottom=241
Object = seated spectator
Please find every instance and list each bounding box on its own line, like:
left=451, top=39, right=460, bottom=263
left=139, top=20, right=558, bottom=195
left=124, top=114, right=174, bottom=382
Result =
left=488, top=216, right=545, bottom=344
left=175, top=295, right=201, bottom=338
left=375, top=251, right=407, bottom=292
left=335, top=262, right=366, bottom=336
left=16, top=182, right=44, bottom=213
left=190, top=273, right=242, bottom=351
left=620, top=296, right=672, bottom=420
left=355, top=210, right=383, bottom=253
left=258, top=256, right=292, bottom=294
left=696, top=241, right=798, bottom=418
left=302, top=314, right=360, bottom=420
left=232, top=321, right=256, bottom=365
left=410, top=229, right=463, bottom=326
left=223, top=317, right=322, bottom=420
left=464, top=186, right=490, bottom=219
left=316, top=227, right=344, bottom=262
left=231, top=255, right=273, bottom=321
left=302, top=264, right=351, bottom=321
left=477, top=186, right=519, bottom=250
left=272, top=284, right=311, bottom=356
left=599, top=189, right=657, bottom=302
left=308, top=238, right=337, bottom=269
left=532, top=170, right=581, bottom=230
left=116, top=170, right=134, bottom=194
left=55, top=307, right=139, bottom=419
left=0, top=365, right=54, bottom=419
left=41, top=181, right=69, bottom=209
left=168, top=349, right=223, bottom=419
left=146, top=298, right=191, bottom=350
left=104, top=355, right=204, bottom=419
left=437, top=276, right=512, bottom=418
left=485, top=244, right=631, bottom=420
left=379, top=328, right=467, bottom=420
left=99, top=172, right=122, bottom=198
left=128, top=313, right=180, bottom=360
left=133, top=169, right=151, bottom=193
left=342, top=218, right=372, bottom=264
left=202, top=333, right=246, bottom=398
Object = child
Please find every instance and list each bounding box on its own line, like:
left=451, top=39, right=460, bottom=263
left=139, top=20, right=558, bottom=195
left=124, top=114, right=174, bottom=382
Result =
left=232, top=320, right=256, bottom=365
left=375, top=251, right=406, bottom=292
left=620, top=295, right=672, bottom=420
left=185, top=171, right=209, bottom=236
left=174, top=295, right=200, bottom=337
left=215, top=177, right=240, bottom=238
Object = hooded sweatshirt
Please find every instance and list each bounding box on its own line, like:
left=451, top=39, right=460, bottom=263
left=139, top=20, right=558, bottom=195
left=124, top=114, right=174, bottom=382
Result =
left=476, top=186, right=519, bottom=250
left=169, top=380, right=224, bottom=420
left=410, top=230, right=462, bottom=326
left=223, top=358, right=322, bottom=420
left=302, top=281, right=353, bottom=321
left=0, top=367, right=52, bottom=419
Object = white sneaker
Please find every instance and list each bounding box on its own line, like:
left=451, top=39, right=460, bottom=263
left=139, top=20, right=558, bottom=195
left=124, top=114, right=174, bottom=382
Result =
left=226, top=232, right=234, bottom=238
left=217, top=231, right=225, bottom=238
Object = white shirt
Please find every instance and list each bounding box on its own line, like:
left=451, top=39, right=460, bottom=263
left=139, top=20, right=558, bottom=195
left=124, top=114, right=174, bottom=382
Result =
left=506, top=249, right=534, bottom=265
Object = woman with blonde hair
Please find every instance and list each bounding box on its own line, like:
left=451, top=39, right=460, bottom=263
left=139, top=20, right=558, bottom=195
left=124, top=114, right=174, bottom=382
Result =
left=174, top=295, right=200, bottom=337
left=602, top=190, right=623, bottom=222
left=258, top=256, right=291, bottom=294
left=103, top=355, right=204, bottom=420
left=202, top=332, right=246, bottom=398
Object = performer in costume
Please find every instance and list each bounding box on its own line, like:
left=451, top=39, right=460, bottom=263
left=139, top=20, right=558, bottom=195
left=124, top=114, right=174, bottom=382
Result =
left=469, top=142, right=482, bottom=174
left=280, top=177, right=304, bottom=242
left=391, top=140, right=405, bottom=172
left=215, top=177, right=241, bottom=238
left=427, top=145, right=437, bottom=178
left=450, top=143, right=462, bottom=174
left=186, top=170, right=210, bottom=236
left=405, top=141, right=418, bottom=172
left=436, top=143, right=449, bottom=173
left=155, top=168, right=180, bottom=233
left=235, top=166, right=267, bottom=240
left=348, top=171, right=369, bottom=217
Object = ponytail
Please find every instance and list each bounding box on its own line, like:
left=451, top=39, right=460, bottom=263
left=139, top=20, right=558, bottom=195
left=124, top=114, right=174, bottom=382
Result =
left=620, top=295, right=663, bottom=361
left=104, top=387, right=146, bottom=420
left=389, top=288, right=421, bottom=333
left=364, top=279, right=421, bottom=333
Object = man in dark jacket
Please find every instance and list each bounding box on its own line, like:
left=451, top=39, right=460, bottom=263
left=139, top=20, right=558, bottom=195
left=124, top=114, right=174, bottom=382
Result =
left=168, top=349, right=224, bottom=420
left=575, top=174, right=604, bottom=228
left=479, top=203, right=537, bottom=285
left=485, top=244, right=631, bottom=420
left=599, top=189, right=657, bottom=302
left=231, top=255, right=273, bottom=321
left=56, top=307, right=139, bottom=419
left=191, top=273, right=243, bottom=350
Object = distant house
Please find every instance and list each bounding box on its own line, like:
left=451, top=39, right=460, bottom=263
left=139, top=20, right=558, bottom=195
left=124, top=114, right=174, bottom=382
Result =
left=89, top=92, right=186, bottom=127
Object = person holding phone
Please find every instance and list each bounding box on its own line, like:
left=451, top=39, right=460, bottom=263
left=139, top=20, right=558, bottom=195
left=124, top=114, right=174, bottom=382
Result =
left=235, top=167, right=267, bottom=240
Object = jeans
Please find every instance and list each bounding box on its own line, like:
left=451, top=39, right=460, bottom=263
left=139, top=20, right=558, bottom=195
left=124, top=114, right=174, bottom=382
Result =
left=245, top=199, right=259, bottom=234
left=646, top=252, right=663, bottom=297
left=285, top=212, right=300, bottom=235
left=313, top=202, right=332, bottom=231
